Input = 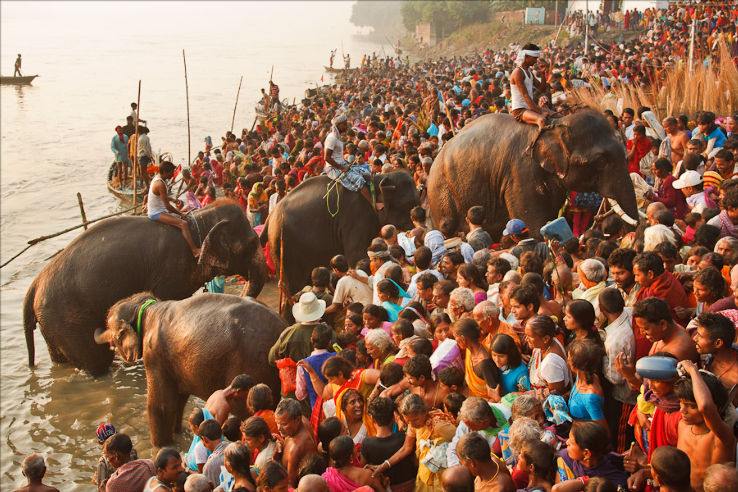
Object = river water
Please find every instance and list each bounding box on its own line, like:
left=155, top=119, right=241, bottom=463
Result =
left=0, top=2, right=380, bottom=489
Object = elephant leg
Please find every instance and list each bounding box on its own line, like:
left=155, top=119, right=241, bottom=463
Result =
left=174, top=393, right=189, bottom=434
left=146, top=370, right=180, bottom=447
left=47, top=343, right=68, bottom=364
left=505, top=180, right=567, bottom=236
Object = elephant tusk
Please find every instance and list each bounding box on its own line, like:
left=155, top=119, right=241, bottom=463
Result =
left=607, top=199, right=640, bottom=226
left=93, top=328, right=110, bottom=345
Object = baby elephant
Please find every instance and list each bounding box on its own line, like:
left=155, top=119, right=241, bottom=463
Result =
left=94, top=292, right=286, bottom=446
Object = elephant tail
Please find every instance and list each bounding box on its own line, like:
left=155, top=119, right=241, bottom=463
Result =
left=23, top=279, right=38, bottom=367
left=259, top=219, right=269, bottom=247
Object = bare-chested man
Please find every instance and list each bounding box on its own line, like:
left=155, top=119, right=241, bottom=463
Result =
left=205, top=374, right=254, bottom=423
left=14, top=454, right=59, bottom=492
left=510, top=43, right=549, bottom=131
left=616, top=298, right=698, bottom=390
left=693, top=312, right=738, bottom=392
left=675, top=360, right=736, bottom=491
left=275, top=398, right=317, bottom=488
left=663, top=116, right=689, bottom=169
left=457, top=432, right=515, bottom=492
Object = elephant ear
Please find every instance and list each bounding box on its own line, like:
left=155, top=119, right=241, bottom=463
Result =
left=199, top=219, right=231, bottom=269
left=533, top=124, right=573, bottom=179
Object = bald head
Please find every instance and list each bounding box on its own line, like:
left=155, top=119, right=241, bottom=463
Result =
left=441, top=465, right=475, bottom=492
left=297, top=474, right=328, bottom=492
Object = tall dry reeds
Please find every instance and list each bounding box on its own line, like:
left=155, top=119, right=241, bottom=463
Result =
left=570, top=39, right=738, bottom=119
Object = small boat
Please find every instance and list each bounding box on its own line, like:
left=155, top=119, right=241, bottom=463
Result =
left=323, top=66, right=357, bottom=74
left=107, top=162, right=147, bottom=203
left=0, top=74, right=39, bottom=85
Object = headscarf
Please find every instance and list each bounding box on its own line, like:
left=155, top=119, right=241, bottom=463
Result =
left=641, top=110, right=666, bottom=140
left=424, top=230, right=446, bottom=266
left=516, top=48, right=540, bottom=65
left=331, top=113, right=347, bottom=135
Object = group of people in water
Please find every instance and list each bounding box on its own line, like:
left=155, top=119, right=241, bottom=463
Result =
left=16, top=1, right=738, bottom=492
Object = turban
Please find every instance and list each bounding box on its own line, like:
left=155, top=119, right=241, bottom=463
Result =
left=516, top=49, right=540, bottom=65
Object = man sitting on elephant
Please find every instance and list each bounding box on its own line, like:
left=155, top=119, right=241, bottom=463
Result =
left=510, top=43, right=550, bottom=131
left=324, top=113, right=373, bottom=206
left=147, top=160, right=201, bottom=257
left=204, top=374, right=255, bottom=424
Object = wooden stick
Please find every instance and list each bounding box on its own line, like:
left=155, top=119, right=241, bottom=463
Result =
left=183, top=49, right=191, bottom=166
left=231, top=75, right=243, bottom=133
left=77, top=192, right=88, bottom=230
left=133, top=80, right=141, bottom=209
left=270, top=65, right=274, bottom=82
left=1, top=203, right=142, bottom=269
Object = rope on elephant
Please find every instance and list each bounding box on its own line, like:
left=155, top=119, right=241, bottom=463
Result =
left=325, top=177, right=342, bottom=218
left=0, top=203, right=143, bottom=270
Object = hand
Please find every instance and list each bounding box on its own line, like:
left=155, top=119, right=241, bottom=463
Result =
left=673, top=306, right=694, bottom=320
left=636, top=410, right=651, bottom=432
left=614, top=352, right=636, bottom=379
left=627, top=468, right=648, bottom=491
left=623, top=442, right=646, bottom=473
left=677, top=360, right=698, bottom=375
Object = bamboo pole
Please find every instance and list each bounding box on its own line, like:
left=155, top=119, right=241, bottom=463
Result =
left=1, top=203, right=142, bottom=269
left=77, top=193, right=88, bottom=230
left=133, top=80, right=141, bottom=209
left=231, top=75, right=243, bottom=133
left=183, top=49, right=191, bottom=165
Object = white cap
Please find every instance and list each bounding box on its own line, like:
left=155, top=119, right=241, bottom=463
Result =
left=672, top=170, right=703, bottom=189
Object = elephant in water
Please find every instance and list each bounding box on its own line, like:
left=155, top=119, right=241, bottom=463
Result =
left=94, top=292, right=285, bottom=446
left=24, top=200, right=267, bottom=375
left=427, top=109, right=639, bottom=239
left=263, top=171, right=418, bottom=295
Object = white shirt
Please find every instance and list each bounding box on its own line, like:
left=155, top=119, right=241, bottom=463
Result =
left=603, top=308, right=636, bottom=403
left=686, top=191, right=708, bottom=214
left=333, top=271, right=373, bottom=307
left=323, top=130, right=345, bottom=173
left=137, top=133, right=153, bottom=159
left=625, top=123, right=635, bottom=140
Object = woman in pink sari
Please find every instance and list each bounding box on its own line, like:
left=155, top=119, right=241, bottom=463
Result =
left=322, top=435, right=385, bottom=492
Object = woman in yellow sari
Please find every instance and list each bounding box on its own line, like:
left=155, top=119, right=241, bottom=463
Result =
left=370, top=394, right=457, bottom=491
left=453, top=318, right=502, bottom=402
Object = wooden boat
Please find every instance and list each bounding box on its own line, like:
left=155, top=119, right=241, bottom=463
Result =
left=0, top=74, right=38, bottom=85
left=323, top=66, right=357, bottom=74
left=107, top=162, right=147, bottom=202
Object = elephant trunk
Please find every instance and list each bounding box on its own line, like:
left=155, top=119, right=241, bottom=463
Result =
left=599, top=172, right=640, bottom=226
left=244, top=248, right=267, bottom=298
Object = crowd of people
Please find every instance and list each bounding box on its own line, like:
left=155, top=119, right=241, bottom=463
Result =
left=17, top=2, right=738, bottom=492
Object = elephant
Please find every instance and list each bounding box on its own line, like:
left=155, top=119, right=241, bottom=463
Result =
left=24, top=200, right=267, bottom=376
left=263, top=171, right=418, bottom=295
left=93, top=291, right=285, bottom=446
left=427, top=109, right=640, bottom=240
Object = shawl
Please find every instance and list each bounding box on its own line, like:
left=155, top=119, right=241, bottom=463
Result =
left=321, top=467, right=361, bottom=492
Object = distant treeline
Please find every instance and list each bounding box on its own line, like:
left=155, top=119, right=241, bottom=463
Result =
left=352, top=1, right=562, bottom=39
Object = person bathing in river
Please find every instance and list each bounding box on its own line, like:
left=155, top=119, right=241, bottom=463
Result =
left=323, top=114, right=374, bottom=208
left=509, top=43, right=550, bottom=131
left=146, top=161, right=200, bottom=257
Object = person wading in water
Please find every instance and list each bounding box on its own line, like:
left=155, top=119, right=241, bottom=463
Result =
left=510, top=43, right=550, bottom=131
left=147, top=161, right=200, bottom=257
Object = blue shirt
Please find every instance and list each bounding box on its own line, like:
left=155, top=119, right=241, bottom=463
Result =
left=705, top=126, right=727, bottom=149
left=568, top=380, right=605, bottom=421
left=500, top=363, right=530, bottom=394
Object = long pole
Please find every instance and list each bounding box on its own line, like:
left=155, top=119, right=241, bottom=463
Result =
left=231, top=75, right=243, bottom=133
left=688, top=18, right=696, bottom=75
left=133, top=80, right=141, bottom=208
left=584, top=0, right=589, bottom=56
left=77, top=192, right=88, bottom=229
left=183, top=49, right=191, bottom=165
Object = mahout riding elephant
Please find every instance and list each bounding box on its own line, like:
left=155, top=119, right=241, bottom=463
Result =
left=427, top=109, right=639, bottom=239
left=263, top=171, right=418, bottom=295
left=24, top=200, right=267, bottom=375
left=93, top=291, right=285, bottom=446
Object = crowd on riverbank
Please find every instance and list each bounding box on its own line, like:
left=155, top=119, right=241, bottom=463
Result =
left=19, top=2, right=738, bottom=492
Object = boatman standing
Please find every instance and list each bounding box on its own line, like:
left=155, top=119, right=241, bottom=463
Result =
left=509, top=43, right=550, bottom=131
left=14, top=54, right=22, bottom=76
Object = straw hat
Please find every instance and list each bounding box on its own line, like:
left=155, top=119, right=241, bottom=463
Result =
left=292, top=292, right=326, bottom=323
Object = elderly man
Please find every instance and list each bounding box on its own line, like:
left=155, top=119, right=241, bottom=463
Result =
left=572, top=258, right=608, bottom=320
left=297, top=474, right=328, bottom=492
left=275, top=398, right=317, bottom=488
left=447, top=397, right=510, bottom=467
left=324, top=113, right=372, bottom=205
left=104, top=434, right=155, bottom=492
left=183, top=474, right=213, bottom=492
left=16, top=453, right=59, bottom=492
left=429, top=279, right=455, bottom=316
left=448, top=287, right=475, bottom=322
left=472, top=301, right=521, bottom=351
left=456, top=433, right=515, bottom=492
left=714, top=237, right=738, bottom=270
left=269, top=293, right=328, bottom=367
